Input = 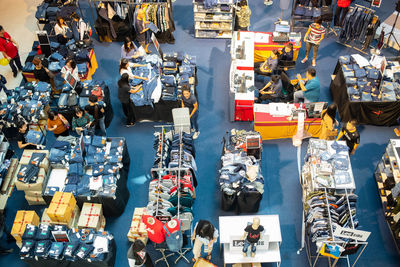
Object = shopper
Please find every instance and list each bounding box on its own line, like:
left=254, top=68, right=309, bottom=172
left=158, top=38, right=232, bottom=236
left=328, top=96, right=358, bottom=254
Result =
left=337, top=119, right=360, bottom=155
left=294, top=67, right=320, bottom=103
left=256, top=75, right=283, bottom=103
left=16, top=121, right=39, bottom=150
left=32, top=57, right=53, bottom=84
left=135, top=8, right=151, bottom=54
left=319, top=104, right=338, bottom=140
left=119, top=58, right=148, bottom=80
left=181, top=85, right=199, bottom=139
left=54, top=16, right=71, bottom=44
left=301, top=18, right=325, bottom=67
left=85, top=94, right=106, bottom=136
left=233, top=0, right=252, bottom=31
left=71, top=13, right=90, bottom=41
left=61, top=58, right=83, bottom=94
left=121, top=36, right=142, bottom=59
left=0, top=25, right=22, bottom=77
left=47, top=110, right=69, bottom=137
left=191, top=220, right=218, bottom=262
left=255, top=49, right=279, bottom=76
left=72, top=106, right=94, bottom=135
left=334, top=0, right=351, bottom=27
left=118, top=73, right=137, bottom=127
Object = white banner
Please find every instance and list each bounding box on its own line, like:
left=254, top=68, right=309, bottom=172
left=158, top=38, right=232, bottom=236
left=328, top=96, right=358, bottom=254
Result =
left=333, top=226, right=370, bottom=242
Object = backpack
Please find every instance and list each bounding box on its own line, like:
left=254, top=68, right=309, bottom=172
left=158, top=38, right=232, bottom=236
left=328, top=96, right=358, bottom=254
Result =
left=91, top=86, right=103, bottom=101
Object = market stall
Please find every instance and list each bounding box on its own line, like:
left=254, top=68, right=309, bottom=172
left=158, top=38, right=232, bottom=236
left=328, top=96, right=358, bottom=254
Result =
left=330, top=55, right=400, bottom=126
left=253, top=103, right=323, bottom=140
left=229, top=31, right=301, bottom=122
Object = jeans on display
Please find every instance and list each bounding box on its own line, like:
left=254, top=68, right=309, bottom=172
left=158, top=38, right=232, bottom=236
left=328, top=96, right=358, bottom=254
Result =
left=294, top=90, right=311, bottom=103
left=190, top=111, right=199, bottom=132
left=97, top=117, right=106, bottom=136
left=242, top=240, right=257, bottom=253
left=9, top=53, right=23, bottom=75
left=334, top=6, right=349, bottom=27
left=305, top=42, right=319, bottom=60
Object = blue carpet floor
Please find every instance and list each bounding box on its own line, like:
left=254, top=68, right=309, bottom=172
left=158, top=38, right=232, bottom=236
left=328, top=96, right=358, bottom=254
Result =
left=1, top=0, right=400, bottom=266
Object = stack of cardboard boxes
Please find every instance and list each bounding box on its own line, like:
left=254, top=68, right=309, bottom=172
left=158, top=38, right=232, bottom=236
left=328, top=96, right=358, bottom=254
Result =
left=11, top=210, right=40, bottom=242
left=14, top=149, right=49, bottom=205
left=77, top=202, right=106, bottom=231
left=46, top=192, right=80, bottom=228
left=127, top=207, right=148, bottom=244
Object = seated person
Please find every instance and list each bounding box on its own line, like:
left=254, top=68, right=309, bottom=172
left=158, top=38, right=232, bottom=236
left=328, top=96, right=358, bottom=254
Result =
left=255, top=49, right=279, bottom=76
left=279, top=43, right=294, bottom=61
left=16, top=121, right=39, bottom=149
left=72, top=106, right=94, bottom=135
left=293, top=67, right=320, bottom=103
left=32, top=57, right=53, bottom=84
left=119, top=58, right=148, bottom=81
left=54, top=16, right=71, bottom=44
left=255, top=75, right=283, bottom=103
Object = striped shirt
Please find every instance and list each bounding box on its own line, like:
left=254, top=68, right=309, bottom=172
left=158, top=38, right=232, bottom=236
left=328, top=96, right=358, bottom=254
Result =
left=308, top=23, right=325, bottom=43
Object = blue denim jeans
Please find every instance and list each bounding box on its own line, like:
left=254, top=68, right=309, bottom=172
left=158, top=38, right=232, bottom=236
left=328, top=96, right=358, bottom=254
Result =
left=242, top=240, right=257, bottom=253
left=97, top=117, right=106, bottom=136
left=190, top=111, right=199, bottom=132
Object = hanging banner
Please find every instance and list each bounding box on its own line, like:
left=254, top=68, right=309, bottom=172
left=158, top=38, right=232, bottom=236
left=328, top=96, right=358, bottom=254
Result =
left=333, top=226, right=371, bottom=242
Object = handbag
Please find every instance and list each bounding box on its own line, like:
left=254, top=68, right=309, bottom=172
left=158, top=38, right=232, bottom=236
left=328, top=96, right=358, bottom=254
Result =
left=320, top=0, right=333, bottom=21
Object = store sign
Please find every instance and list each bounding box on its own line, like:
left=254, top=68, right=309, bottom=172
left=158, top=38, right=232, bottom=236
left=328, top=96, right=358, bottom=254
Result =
left=229, top=235, right=269, bottom=252
left=333, top=226, right=370, bottom=242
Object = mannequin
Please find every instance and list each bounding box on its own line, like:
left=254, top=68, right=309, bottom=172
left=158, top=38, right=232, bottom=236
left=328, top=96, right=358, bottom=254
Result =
left=242, top=217, right=264, bottom=257
left=142, top=215, right=165, bottom=244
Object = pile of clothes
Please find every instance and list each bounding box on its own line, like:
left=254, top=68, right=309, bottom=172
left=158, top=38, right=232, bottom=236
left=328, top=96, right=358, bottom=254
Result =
left=303, top=139, right=354, bottom=189
left=339, top=54, right=400, bottom=102
left=17, top=152, right=47, bottom=184
left=0, top=82, right=51, bottom=128
left=196, top=0, right=232, bottom=10
left=304, top=190, right=361, bottom=255
left=46, top=135, right=125, bottom=198
left=35, top=0, right=77, bottom=23
left=219, top=129, right=264, bottom=213
left=20, top=224, right=114, bottom=262
left=161, top=52, right=197, bottom=102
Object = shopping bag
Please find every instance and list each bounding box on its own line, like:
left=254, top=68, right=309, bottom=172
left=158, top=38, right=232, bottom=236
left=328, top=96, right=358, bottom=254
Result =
left=0, top=58, right=9, bottom=66
left=193, top=258, right=217, bottom=267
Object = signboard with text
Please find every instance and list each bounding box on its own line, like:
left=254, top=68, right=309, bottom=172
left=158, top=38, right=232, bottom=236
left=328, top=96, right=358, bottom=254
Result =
left=333, top=226, right=370, bottom=242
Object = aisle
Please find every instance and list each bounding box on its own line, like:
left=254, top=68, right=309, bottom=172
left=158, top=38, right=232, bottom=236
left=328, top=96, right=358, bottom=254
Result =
left=0, top=0, right=400, bottom=267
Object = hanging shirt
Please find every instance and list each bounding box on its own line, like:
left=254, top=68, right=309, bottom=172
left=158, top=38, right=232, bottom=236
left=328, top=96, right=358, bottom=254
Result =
left=142, top=215, right=165, bottom=244
left=308, top=23, right=325, bottom=43
left=0, top=32, right=18, bottom=58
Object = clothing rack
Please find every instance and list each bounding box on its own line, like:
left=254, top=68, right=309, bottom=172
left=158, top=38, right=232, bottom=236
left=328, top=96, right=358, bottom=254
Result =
left=336, top=4, right=378, bottom=54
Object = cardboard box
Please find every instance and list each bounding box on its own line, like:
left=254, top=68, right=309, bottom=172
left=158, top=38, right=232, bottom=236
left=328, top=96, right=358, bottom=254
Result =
left=47, top=192, right=76, bottom=223
left=127, top=207, right=148, bottom=242
left=24, top=190, right=43, bottom=198
left=25, top=195, right=46, bottom=205
left=77, top=203, right=103, bottom=230
left=15, top=167, right=45, bottom=191
left=41, top=208, right=52, bottom=225
left=11, top=210, right=40, bottom=241
left=50, top=205, right=81, bottom=229
left=19, top=150, right=49, bottom=172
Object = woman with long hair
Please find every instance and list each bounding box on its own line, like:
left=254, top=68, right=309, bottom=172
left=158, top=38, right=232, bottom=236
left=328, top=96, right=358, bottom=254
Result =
left=319, top=103, right=337, bottom=140
left=54, top=16, right=71, bottom=44
left=118, top=73, right=141, bottom=127
left=121, top=36, right=142, bottom=59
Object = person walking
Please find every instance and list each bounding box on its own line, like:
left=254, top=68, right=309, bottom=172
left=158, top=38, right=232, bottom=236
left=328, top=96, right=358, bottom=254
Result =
left=319, top=104, right=338, bottom=140
left=118, top=73, right=137, bottom=127
left=85, top=95, right=106, bottom=136
left=337, top=119, right=360, bottom=155
left=301, top=18, right=325, bottom=67
left=181, top=85, right=199, bottom=139
left=0, top=25, right=22, bottom=77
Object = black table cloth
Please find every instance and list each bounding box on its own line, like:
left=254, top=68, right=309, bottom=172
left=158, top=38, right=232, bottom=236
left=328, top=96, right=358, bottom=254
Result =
left=132, top=100, right=179, bottom=123
left=330, top=61, right=400, bottom=126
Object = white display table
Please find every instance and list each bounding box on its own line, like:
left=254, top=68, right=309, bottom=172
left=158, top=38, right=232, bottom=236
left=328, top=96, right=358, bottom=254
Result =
left=219, top=215, right=282, bottom=266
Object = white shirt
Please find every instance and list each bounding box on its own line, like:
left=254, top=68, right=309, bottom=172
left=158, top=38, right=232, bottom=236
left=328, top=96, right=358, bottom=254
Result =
left=61, top=66, right=80, bottom=81
left=120, top=62, right=137, bottom=79
left=54, top=24, right=69, bottom=36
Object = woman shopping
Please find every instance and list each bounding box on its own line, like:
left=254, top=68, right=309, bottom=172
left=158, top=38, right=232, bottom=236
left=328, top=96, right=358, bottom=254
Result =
left=119, top=58, right=148, bottom=81
left=233, top=0, right=251, bottom=31
left=54, top=16, right=71, bottom=44
left=191, top=220, right=218, bottom=262
left=135, top=8, right=151, bottom=54
left=121, top=36, right=143, bottom=60
left=118, top=73, right=137, bottom=127
left=319, top=104, right=338, bottom=140
left=72, top=106, right=94, bottom=135
left=47, top=110, right=69, bottom=137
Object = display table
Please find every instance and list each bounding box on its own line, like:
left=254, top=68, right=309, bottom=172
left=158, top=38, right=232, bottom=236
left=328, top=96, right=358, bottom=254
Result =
left=132, top=100, right=179, bottom=123
left=219, top=215, right=282, bottom=267
left=330, top=61, right=400, bottom=126
left=253, top=103, right=321, bottom=140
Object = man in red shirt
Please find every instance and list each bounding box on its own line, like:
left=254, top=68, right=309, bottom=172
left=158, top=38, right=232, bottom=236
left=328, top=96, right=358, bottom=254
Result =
left=0, top=25, right=22, bottom=77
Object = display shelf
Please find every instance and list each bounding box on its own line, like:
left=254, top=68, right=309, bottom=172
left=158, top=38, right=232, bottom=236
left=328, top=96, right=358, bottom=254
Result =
left=374, top=139, right=400, bottom=253
left=193, top=0, right=235, bottom=39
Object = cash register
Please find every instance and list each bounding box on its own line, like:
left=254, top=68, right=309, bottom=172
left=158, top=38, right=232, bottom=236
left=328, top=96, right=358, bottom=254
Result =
left=272, top=21, right=290, bottom=42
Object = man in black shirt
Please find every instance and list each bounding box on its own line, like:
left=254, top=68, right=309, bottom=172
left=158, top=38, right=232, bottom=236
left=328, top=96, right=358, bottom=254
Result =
left=242, top=217, right=264, bottom=257
left=16, top=121, right=38, bottom=150
left=337, top=119, right=360, bottom=155
left=85, top=94, right=106, bottom=136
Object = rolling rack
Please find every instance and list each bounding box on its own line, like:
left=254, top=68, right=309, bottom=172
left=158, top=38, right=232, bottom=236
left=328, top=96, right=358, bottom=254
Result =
left=335, top=4, right=378, bottom=54
left=150, top=124, right=195, bottom=266
left=298, top=140, right=368, bottom=266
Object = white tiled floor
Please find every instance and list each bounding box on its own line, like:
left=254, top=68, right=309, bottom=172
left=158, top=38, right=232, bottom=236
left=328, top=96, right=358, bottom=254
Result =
left=0, top=0, right=42, bottom=89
